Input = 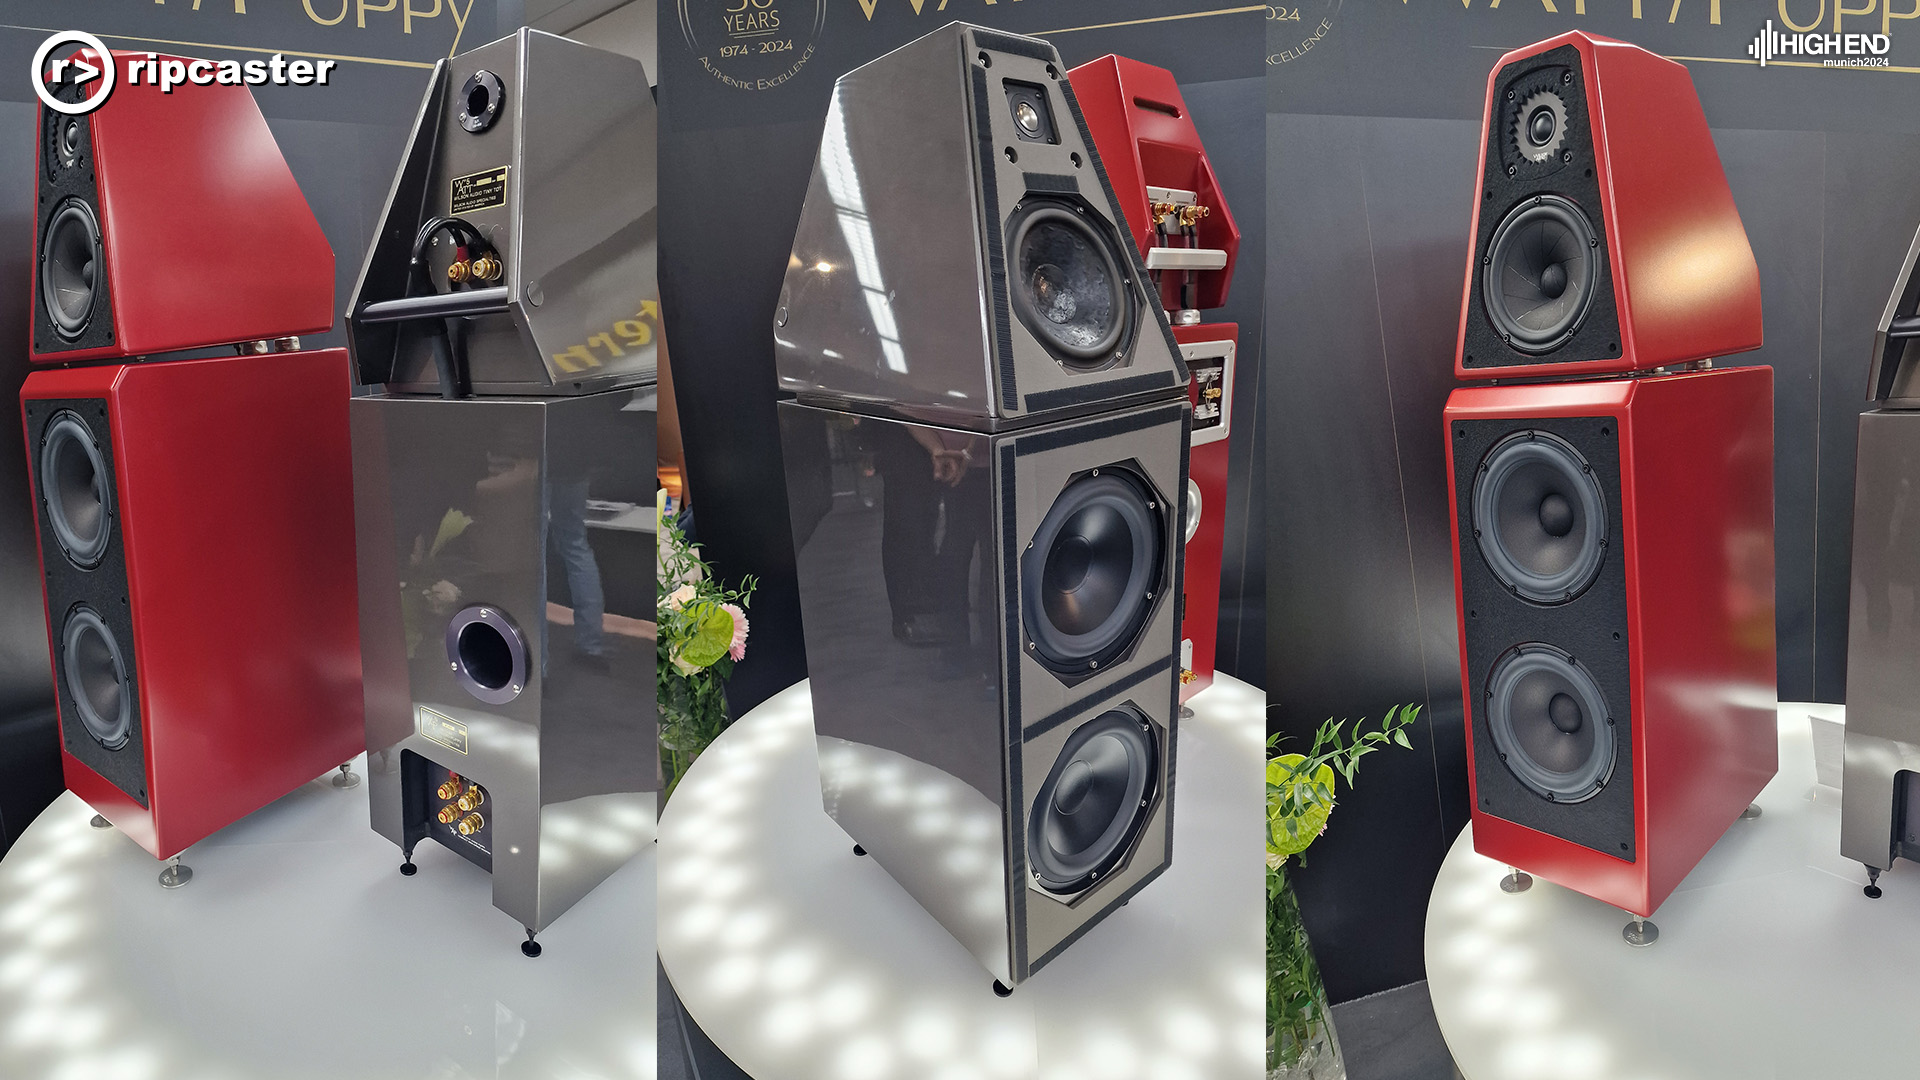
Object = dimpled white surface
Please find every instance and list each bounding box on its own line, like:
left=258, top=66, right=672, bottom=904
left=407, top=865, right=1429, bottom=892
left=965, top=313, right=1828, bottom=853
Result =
left=0, top=753, right=656, bottom=1080
left=657, top=676, right=1267, bottom=1080
left=1429, top=704, right=1920, bottom=1080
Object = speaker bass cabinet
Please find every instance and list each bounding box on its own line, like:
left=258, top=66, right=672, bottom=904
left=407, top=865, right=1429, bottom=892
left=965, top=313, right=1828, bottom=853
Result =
left=773, top=22, right=1188, bottom=432
left=1843, top=222, right=1920, bottom=889
left=780, top=397, right=1187, bottom=986
left=21, top=351, right=363, bottom=859
left=1455, top=32, right=1761, bottom=381
left=1446, top=367, right=1776, bottom=916
left=32, top=48, right=333, bottom=363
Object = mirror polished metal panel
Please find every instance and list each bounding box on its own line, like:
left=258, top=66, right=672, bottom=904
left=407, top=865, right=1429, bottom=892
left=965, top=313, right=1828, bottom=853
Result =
left=1870, top=223, right=1920, bottom=407
left=1842, top=409, right=1920, bottom=873
left=353, top=390, right=658, bottom=935
left=779, top=397, right=1185, bottom=983
left=347, top=29, right=657, bottom=396
left=774, top=22, right=1185, bottom=431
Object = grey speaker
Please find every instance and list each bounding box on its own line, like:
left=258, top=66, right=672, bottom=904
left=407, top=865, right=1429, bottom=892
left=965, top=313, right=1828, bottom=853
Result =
left=347, top=28, right=657, bottom=397
left=773, top=21, right=1187, bottom=432
left=1843, top=221, right=1920, bottom=891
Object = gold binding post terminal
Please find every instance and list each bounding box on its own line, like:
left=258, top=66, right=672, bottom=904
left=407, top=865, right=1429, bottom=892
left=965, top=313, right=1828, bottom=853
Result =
left=1176, top=204, right=1210, bottom=228
left=469, top=254, right=502, bottom=282
left=456, top=812, right=485, bottom=836
left=436, top=776, right=464, bottom=801
left=1150, top=201, right=1181, bottom=227
left=446, top=260, right=471, bottom=284
left=437, top=804, right=460, bottom=824
left=456, top=787, right=485, bottom=812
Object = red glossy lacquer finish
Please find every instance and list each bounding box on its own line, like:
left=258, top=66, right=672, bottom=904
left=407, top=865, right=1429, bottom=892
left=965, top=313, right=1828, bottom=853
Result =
left=31, top=49, right=334, bottom=363
left=21, top=350, right=364, bottom=859
left=1174, top=323, right=1234, bottom=701
left=1453, top=32, right=1762, bottom=381
left=1444, top=367, right=1777, bottom=915
left=1067, top=54, right=1241, bottom=313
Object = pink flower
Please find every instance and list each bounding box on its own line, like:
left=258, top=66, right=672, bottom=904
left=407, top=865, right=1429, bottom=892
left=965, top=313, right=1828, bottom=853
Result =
left=721, top=602, right=749, bottom=661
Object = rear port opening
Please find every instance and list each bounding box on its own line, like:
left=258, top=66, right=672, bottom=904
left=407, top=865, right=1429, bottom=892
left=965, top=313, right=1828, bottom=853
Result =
left=457, top=622, right=514, bottom=691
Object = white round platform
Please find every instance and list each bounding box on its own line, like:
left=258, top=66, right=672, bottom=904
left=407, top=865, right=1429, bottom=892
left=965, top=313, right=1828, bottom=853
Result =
left=1428, top=703, right=1920, bottom=1079
left=657, top=676, right=1267, bottom=1080
left=0, top=755, right=655, bottom=1080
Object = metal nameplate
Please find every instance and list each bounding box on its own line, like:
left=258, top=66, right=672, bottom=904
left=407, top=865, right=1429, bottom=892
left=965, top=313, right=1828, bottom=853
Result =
left=416, top=706, right=469, bottom=755
left=450, top=166, right=509, bottom=215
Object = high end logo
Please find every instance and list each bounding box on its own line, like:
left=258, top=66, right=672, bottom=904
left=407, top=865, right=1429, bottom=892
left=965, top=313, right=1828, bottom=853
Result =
left=1748, top=19, right=1892, bottom=67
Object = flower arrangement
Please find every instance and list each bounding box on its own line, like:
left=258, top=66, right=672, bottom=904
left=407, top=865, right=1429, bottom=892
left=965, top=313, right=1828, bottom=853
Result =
left=1266, top=703, right=1419, bottom=1079
left=656, top=494, right=756, bottom=800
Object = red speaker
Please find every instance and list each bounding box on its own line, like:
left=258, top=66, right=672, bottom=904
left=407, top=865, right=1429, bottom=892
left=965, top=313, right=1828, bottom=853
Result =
left=1444, top=367, right=1777, bottom=917
left=21, top=351, right=363, bottom=861
left=1070, top=54, right=1240, bottom=701
left=1454, top=32, right=1761, bottom=381
left=31, top=48, right=333, bottom=364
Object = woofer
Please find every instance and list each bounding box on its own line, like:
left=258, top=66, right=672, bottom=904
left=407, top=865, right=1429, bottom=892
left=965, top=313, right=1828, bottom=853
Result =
left=1021, top=467, right=1164, bottom=675
left=1472, top=430, right=1607, bottom=604
left=39, top=410, right=113, bottom=569
left=1486, top=643, right=1614, bottom=802
left=62, top=605, right=131, bottom=751
left=446, top=605, right=528, bottom=705
left=1029, top=707, right=1157, bottom=893
left=1482, top=195, right=1597, bottom=353
left=42, top=198, right=101, bottom=338
left=1008, top=201, right=1132, bottom=367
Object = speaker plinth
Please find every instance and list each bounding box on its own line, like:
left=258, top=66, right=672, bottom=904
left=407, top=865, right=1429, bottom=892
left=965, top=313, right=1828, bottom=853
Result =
left=1022, top=467, right=1164, bottom=677
left=1472, top=429, right=1607, bottom=604
left=1486, top=643, right=1615, bottom=802
left=1028, top=707, right=1157, bottom=893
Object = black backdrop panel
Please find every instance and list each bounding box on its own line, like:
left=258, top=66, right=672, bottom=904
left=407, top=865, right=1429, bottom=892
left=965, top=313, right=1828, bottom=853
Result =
left=1271, top=4, right=1920, bottom=1002
left=661, top=2, right=1268, bottom=717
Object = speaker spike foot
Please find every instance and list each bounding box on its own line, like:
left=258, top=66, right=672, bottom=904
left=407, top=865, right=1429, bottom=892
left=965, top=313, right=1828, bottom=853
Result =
left=1622, top=915, right=1658, bottom=947
left=1499, top=868, right=1533, bottom=893
left=853, top=844, right=867, bottom=857
left=89, top=814, right=111, bottom=830
left=1178, top=705, right=1195, bottom=720
left=158, top=856, right=192, bottom=890
left=1865, top=865, right=1883, bottom=900
left=521, top=929, right=542, bottom=958
left=1740, top=803, right=1761, bottom=820
left=332, top=763, right=361, bottom=790
left=992, top=980, right=1013, bottom=998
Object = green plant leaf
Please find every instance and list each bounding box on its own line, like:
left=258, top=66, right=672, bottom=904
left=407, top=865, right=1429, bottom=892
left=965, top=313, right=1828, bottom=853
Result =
left=429, top=509, right=473, bottom=559
left=677, top=603, right=735, bottom=670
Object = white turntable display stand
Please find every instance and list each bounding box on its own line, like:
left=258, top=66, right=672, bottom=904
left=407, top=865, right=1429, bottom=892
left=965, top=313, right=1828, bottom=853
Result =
left=657, top=676, right=1267, bottom=1080
left=1428, top=704, right=1920, bottom=1080
left=0, top=754, right=655, bottom=1080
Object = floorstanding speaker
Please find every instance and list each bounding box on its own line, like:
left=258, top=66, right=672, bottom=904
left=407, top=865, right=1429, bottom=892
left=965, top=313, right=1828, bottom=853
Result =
left=1842, top=222, right=1920, bottom=893
left=21, top=351, right=363, bottom=861
left=31, top=48, right=333, bottom=364
left=347, top=28, right=658, bottom=946
left=775, top=22, right=1191, bottom=987
left=1454, top=31, right=1761, bottom=381
left=1068, top=53, right=1241, bottom=701
left=1445, top=367, right=1777, bottom=917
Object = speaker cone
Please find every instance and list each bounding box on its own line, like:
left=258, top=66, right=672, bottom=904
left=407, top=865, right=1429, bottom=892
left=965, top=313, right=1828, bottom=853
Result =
left=1472, top=430, right=1607, bottom=604
left=1021, top=468, right=1164, bottom=675
left=1482, top=195, right=1597, bottom=353
left=42, top=198, right=101, bottom=338
left=39, top=410, right=113, bottom=569
left=62, top=606, right=131, bottom=751
left=1008, top=201, right=1131, bottom=367
left=1485, top=643, right=1614, bottom=802
left=1029, top=707, right=1157, bottom=893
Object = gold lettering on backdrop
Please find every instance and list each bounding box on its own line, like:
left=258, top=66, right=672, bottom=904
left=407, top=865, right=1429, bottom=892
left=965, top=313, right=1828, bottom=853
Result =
left=154, top=0, right=249, bottom=7
left=1889, top=0, right=1920, bottom=34
left=305, top=0, right=349, bottom=24
left=857, top=0, right=1021, bottom=19
left=1835, top=0, right=1876, bottom=30
left=1779, top=0, right=1825, bottom=31
left=358, top=0, right=399, bottom=29
left=405, top=0, right=441, bottom=34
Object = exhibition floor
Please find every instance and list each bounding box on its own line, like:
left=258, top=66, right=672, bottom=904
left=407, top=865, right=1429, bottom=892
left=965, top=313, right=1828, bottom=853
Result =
left=0, top=754, right=656, bottom=1080
left=1428, top=703, right=1918, bottom=1079
left=657, top=675, right=1268, bottom=1080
